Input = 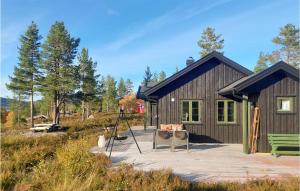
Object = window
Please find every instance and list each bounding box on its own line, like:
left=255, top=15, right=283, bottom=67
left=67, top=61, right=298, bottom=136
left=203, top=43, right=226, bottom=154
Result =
left=277, top=97, right=294, bottom=112
left=217, top=100, right=237, bottom=123
left=181, top=100, right=202, bottom=123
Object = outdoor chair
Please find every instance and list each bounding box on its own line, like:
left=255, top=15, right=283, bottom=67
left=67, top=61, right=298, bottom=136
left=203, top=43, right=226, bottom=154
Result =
left=154, top=129, right=172, bottom=150
left=153, top=124, right=189, bottom=151
left=172, top=130, right=189, bottom=151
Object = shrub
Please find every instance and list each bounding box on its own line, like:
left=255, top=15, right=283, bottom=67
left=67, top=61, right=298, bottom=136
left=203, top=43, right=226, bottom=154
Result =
left=4, top=111, right=15, bottom=128
left=1, top=112, right=299, bottom=191
left=56, top=139, right=110, bottom=178
left=103, top=164, right=190, bottom=191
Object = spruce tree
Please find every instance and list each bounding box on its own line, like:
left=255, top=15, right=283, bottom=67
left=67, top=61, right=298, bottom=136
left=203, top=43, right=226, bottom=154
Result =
left=41, top=21, right=80, bottom=124
left=254, top=52, right=268, bottom=73
left=125, top=79, right=133, bottom=95
left=268, top=24, right=300, bottom=68
left=6, top=22, right=41, bottom=128
left=78, top=48, right=98, bottom=120
left=158, top=71, right=166, bottom=82
left=117, top=78, right=126, bottom=99
left=143, top=66, right=153, bottom=85
left=197, top=27, right=224, bottom=57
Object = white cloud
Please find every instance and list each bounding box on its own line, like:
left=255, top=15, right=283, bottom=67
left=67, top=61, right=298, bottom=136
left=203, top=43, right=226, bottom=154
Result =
left=100, top=0, right=232, bottom=52
left=89, top=0, right=293, bottom=90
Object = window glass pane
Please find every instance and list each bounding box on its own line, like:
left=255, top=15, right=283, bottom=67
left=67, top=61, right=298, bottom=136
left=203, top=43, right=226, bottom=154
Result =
left=182, top=101, right=189, bottom=121
left=192, top=101, right=199, bottom=122
left=227, top=101, right=235, bottom=122
left=278, top=98, right=292, bottom=111
left=281, top=100, right=290, bottom=110
left=217, top=101, right=224, bottom=122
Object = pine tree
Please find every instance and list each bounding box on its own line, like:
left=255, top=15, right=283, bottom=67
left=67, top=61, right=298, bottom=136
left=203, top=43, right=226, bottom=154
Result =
left=41, top=21, right=80, bottom=124
left=78, top=48, right=98, bottom=120
left=197, top=27, right=224, bottom=57
left=152, top=72, right=158, bottom=83
left=158, top=71, right=166, bottom=82
left=6, top=22, right=41, bottom=128
left=125, top=79, right=133, bottom=95
left=117, top=78, right=126, bottom=99
left=268, top=24, right=300, bottom=68
left=254, top=52, right=268, bottom=73
left=143, top=66, right=153, bottom=85
left=97, top=76, right=105, bottom=112
left=102, top=75, right=117, bottom=112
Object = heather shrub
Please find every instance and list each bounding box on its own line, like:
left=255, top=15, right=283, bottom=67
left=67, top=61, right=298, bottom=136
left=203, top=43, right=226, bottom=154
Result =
left=56, top=139, right=110, bottom=178
left=103, top=164, right=190, bottom=191
left=1, top=112, right=299, bottom=191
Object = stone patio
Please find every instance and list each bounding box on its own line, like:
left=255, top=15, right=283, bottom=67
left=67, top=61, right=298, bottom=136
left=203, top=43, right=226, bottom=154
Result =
left=90, top=126, right=300, bottom=182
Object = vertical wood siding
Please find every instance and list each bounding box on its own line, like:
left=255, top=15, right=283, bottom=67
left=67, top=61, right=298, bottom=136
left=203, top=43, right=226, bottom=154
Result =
left=256, top=74, right=299, bottom=152
left=156, top=61, right=247, bottom=143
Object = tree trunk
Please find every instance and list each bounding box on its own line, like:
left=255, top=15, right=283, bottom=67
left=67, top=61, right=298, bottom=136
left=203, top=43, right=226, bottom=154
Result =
left=86, top=103, right=89, bottom=119
left=30, top=90, right=34, bottom=128
left=17, top=94, right=20, bottom=128
left=53, top=92, right=58, bottom=124
left=63, top=102, right=66, bottom=117
left=56, top=97, right=60, bottom=124
left=81, top=100, right=85, bottom=121
left=56, top=106, right=60, bottom=124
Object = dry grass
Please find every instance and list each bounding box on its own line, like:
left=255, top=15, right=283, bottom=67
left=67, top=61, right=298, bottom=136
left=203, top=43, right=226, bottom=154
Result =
left=1, top=112, right=299, bottom=191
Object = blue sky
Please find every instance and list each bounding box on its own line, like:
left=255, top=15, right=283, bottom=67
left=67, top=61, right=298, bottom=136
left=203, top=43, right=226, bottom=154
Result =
left=1, top=0, right=299, bottom=98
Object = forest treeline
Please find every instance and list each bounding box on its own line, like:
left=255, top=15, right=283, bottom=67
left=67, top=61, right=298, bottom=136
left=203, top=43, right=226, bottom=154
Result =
left=4, top=21, right=299, bottom=128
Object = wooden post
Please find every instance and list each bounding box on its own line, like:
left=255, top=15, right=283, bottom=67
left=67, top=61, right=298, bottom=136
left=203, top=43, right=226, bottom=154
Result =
left=248, top=100, right=251, bottom=143
left=156, top=101, right=159, bottom=129
left=144, top=101, right=148, bottom=131
left=242, top=95, right=249, bottom=154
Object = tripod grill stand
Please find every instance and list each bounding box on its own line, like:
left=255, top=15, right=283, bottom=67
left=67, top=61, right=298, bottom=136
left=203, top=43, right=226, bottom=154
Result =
left=105, top=110, right=142, bottom=158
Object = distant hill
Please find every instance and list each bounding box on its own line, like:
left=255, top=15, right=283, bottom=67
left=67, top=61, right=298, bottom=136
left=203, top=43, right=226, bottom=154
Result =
left=1, top=97, right=11, bottom=111
left=0, top=97, right=29, bottom=111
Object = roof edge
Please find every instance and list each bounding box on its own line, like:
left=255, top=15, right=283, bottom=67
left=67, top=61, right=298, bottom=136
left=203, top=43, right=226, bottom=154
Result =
left=144, top=51, right=252, bottom=96
left=235, top=61, right=299, bottom=92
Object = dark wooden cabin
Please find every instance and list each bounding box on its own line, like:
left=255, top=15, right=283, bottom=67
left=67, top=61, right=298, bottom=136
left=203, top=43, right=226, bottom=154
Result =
left=219, top=61, right=300, bottom=152
left=137, top=51, right=300, bottom=153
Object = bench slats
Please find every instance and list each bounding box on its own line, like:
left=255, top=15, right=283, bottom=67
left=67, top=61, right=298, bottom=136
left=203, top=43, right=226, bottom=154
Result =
left=268, top=137, right=300, bottom=139
left=270, top=150, right=300, bottom=155
left=268, top=134, right=300, bottom=137
left=268, top=133, right=300, bottom=156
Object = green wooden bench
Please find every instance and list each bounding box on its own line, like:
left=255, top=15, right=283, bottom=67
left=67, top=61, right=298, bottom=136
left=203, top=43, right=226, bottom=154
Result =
left=268, top=134, right=300, bottom=156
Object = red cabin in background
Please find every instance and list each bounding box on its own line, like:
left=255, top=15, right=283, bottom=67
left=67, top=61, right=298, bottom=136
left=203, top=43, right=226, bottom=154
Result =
left=137, top=102, right=144, bottom=113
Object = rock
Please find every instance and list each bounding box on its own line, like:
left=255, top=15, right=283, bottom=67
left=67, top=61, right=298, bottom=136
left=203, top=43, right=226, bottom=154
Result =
left=88, top=115, right=94, bottom=119
left=98, top=135, right=106, bottom=148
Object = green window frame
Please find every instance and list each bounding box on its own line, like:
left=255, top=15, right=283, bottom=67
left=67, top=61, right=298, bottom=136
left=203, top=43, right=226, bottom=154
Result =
left=217, top=100, right=237, bottom=124
left=277, top=97, right=294, bottom=113
left=181, top=100, right=202, bottom=123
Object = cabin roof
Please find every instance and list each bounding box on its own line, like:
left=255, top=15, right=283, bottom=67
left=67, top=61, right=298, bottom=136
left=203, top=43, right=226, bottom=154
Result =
left=218, top=61, right=300, bottom=95
left=142, top=51, right=252, bottom=97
